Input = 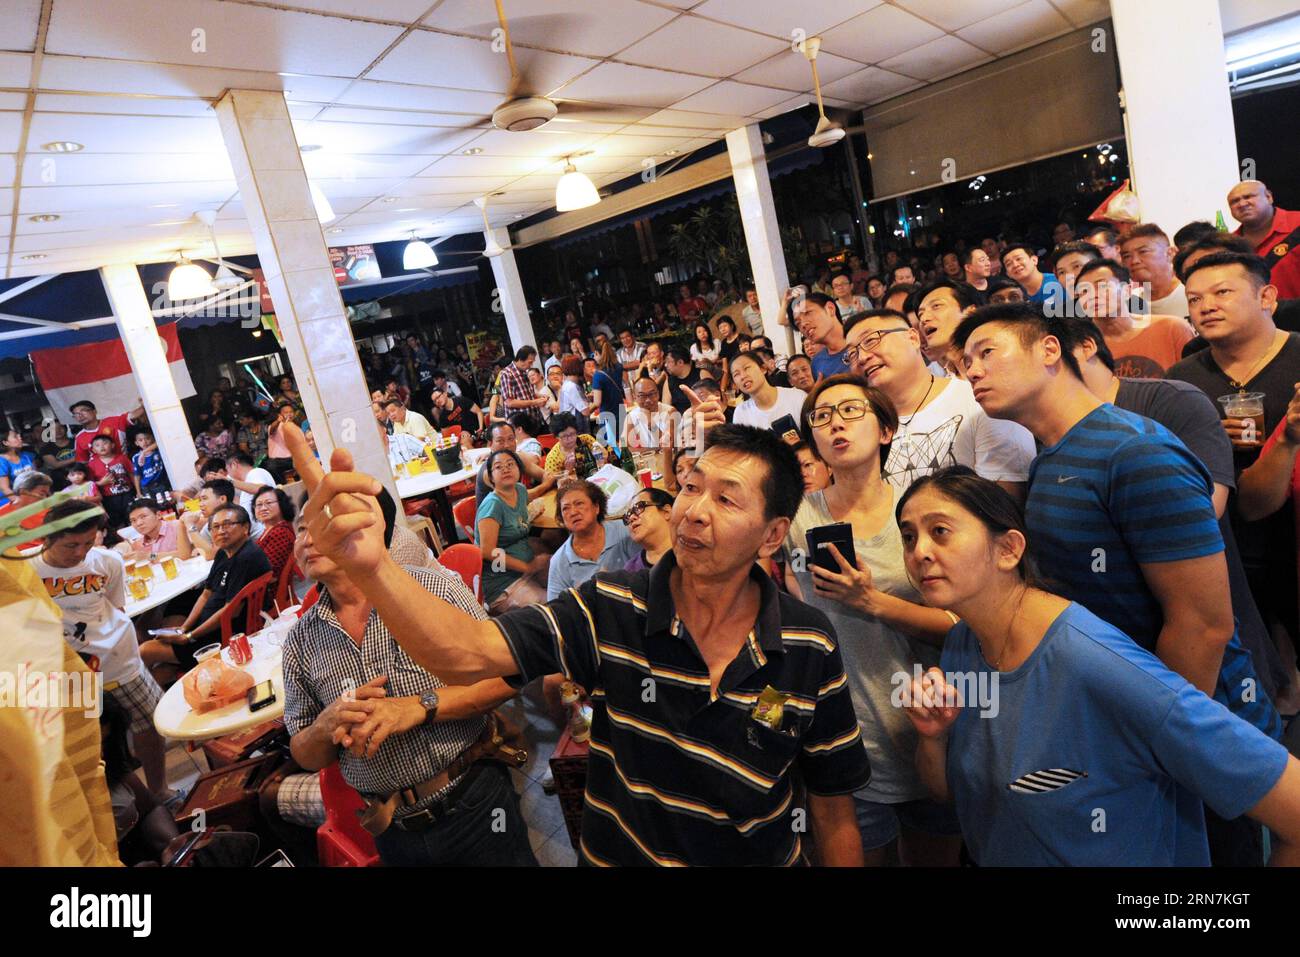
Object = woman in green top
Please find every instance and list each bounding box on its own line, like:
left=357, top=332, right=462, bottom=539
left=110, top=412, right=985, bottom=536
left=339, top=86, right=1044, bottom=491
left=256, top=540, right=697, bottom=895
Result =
left=475, top=449, right=550, bottom=613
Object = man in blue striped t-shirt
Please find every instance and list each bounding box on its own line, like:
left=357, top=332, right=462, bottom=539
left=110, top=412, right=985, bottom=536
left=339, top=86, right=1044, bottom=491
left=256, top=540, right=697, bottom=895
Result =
left=952, top=302, right=1279, bottom=743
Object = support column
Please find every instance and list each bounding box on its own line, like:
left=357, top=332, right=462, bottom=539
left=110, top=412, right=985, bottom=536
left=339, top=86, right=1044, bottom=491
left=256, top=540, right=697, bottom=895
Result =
left=485, top=228, right=536, bottom=353
left=214, top=90, right=397, bottom=504
left=1110, top=0, right=1240, bottom=230
left=726, top=124, right=794, bottom=354
left=100, top=263, right=199, bottom=494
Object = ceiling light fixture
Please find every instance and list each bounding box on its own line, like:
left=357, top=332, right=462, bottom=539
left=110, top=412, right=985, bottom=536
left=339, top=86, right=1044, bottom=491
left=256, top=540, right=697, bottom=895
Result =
left=167, top=251, right=217, bottom=300
left=381, top=197, right=398, bottom=203
left=800, top=37, right=845, bottom=149
left=28, top=214, right=59, bottom=223
left=463, top=147, right=484, bottom=155
left=664, top=149, right=680, bottom=156
left=42, top=141, right=83, bottom=153
left=327, top=226, right=344, bottom=234
left=22, top=253, right=47, bottom=261
left=309, top=182, right=336, bottom=224
left=299, top=144, right=322, bottom=152
left=476, top=196, right=506, bottom=258
left=194, top=209, right=242, bottom=291
left=402, top=231, right=439, bottom=269
left=555, top=156, right=599, bottom=212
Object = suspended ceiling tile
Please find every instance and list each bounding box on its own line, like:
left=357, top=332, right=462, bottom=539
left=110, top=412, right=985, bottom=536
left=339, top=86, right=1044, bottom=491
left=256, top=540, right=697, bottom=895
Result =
left=27, top=112, right=227, bottom=154
left=820, top=5, right=945, bottom=62
left=293, top=119, right=482, bottom=155
left=1048, top=0, right=1113, bottom=28
left=19, top=181, right=240, bottom=214
left=368, top=30, right=599, bottom=96
left=333, top=79, right=505, bottom=115
left=314, top=105, right=487, bottom=129
left=311, top=177, right=404, bottom=200
left=456, top=127, right=608, bottom=158
left=417, top=153, right=550, bottom=177
left=821, top=66, right=925, bottom=104
left=0, top=52, right=33, bottom=87
left=617, top=18, right=789, bottom=76
left=549, top=102, right=657, bottom=125
left=0, top=113, right=23, bottom=153
left=893, top=0, right=1031, bottom=32
left=15, top=207, right=211, bottom=231
left=280, top=0, right=436, bottom=19
left=0, top=93, right=27, bottom=110
left=45, top=0, right=404, bottom=77
left=668, top=79, right=791, bottom=115
left=20, top=152, right=235, bottom=186
left=38, top=55, right=353, bottom=101
left=877, top=34, right=994, bottom=80
left=592, top=132, right=701, bottom=158
left=555, top=62, right=715, bottom=108
left=0, top=154, right=14, bottom=182
left=693, top=0, right=883, bottom=37
left=35, top=93, right=218, bottom=117
left=733, top=47, right=864, bottom=92
left=956, top=0, right=1075, bottom=54
left=300, top=152, right=438, bottom=179
left=3, top=0, right=42, bottom=53
left=424, top=0, right=678, bottom=59
left=392, top=176, right=520, bottom=196
left=641, top=107, right=752, bottom=129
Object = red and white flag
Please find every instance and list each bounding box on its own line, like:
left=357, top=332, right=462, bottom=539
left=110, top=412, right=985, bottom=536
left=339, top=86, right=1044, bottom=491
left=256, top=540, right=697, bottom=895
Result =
left=31, top=323, right=196, bottom=422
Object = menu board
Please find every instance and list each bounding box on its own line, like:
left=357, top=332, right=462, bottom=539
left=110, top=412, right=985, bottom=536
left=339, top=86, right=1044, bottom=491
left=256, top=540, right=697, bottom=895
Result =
left=329, top=245, right=382, bottom=285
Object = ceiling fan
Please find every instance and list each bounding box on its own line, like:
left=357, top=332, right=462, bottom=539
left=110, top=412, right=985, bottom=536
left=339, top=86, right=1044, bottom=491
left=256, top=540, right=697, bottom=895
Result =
left=799, top=36, right=846, bottom=148
left=482, top=0, right=632, bottom=132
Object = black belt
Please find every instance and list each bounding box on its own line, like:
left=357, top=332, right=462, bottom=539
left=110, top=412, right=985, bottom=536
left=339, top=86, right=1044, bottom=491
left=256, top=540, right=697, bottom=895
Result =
left=388, top=763, right=493, bottom=833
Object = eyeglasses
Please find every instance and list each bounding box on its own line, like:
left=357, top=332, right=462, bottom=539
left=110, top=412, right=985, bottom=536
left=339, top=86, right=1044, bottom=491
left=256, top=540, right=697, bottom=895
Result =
left=622, top=501, right=654, bottom=525
left=808, top=398, right=874, bottom=429
left=208, top=520, right=247, bottom=531
left=842, top=327, right=910, bottom=365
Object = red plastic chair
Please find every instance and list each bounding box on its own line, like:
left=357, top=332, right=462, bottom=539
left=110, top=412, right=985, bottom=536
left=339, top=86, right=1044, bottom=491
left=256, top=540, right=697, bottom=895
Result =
left=218, top=571, right=274, bottom=645
left=439, top=543, right=483, bottom=603
left=452, top=496, right=478, bottom=544
left=441, top=425, right=463, bottom=442
left=273, top=554, right=303, bottom=611
left=317, top=764, right=381, bottom=867
left=298, top=584, right=320, bottom=616
left=538, top=434, right=558, bottom=451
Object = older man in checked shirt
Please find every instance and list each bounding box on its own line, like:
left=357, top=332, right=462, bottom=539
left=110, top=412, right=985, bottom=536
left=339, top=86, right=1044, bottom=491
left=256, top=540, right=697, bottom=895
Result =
left=283, top=512, right=537, bottom=866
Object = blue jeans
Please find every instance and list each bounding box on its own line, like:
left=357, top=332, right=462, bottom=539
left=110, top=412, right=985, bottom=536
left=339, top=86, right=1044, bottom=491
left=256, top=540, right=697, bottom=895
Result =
left=373, top=764, right=539, bottom=867
left=853, top=795, right=962, bottom=853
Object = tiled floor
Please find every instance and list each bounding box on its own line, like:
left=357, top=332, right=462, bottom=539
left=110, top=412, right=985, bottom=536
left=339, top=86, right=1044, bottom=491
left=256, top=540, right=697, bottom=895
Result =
left=153, top=681, right=579, bottom=867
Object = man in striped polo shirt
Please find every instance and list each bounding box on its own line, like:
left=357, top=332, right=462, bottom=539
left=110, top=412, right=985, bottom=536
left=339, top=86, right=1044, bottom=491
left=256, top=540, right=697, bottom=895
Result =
left=953, top=302, right=1279, bottom=740
left=291, top=422, right=870, bottom=866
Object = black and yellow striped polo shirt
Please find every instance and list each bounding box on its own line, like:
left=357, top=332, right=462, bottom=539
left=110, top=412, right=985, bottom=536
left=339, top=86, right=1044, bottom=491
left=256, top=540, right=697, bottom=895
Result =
left=494, top=552, right=870, bottom=866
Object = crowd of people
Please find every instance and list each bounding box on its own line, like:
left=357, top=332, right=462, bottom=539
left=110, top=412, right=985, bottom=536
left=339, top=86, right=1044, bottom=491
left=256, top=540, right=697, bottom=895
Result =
left=9, top=176, right=1300, bottom=868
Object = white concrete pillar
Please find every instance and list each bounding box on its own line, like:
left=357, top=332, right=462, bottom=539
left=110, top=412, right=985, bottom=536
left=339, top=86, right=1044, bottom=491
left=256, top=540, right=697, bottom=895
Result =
left=485, top=228, right=536, bottom=354
left=214, top=89, right=397, bottom=504
left=726, top=124, right=794, bottom=354
left=99, top=263, right=199, bottom=493
left=1110, top=0, right=1241, bottom=231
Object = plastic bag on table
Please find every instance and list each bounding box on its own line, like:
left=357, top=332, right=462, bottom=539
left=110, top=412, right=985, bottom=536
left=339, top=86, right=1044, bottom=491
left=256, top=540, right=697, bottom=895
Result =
left=585, top=463, right=640, bottom=519
left=183, top=657, right=255, bottom=713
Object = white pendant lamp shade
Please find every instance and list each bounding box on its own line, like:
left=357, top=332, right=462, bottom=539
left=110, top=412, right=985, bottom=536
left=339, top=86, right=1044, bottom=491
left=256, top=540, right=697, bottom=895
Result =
left=403, top=236, right=439, bottom=269
left=555, top=160, right=599, bottom=212
left=168, top=256, right=217, bottom=300
left=309, top=181, right=336, bottom=224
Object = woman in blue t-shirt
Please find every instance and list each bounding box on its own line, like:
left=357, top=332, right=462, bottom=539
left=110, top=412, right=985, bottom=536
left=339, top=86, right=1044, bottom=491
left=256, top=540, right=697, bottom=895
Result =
left=895, top=466, right=1300, bottom=866
left=584, top=356, right=623, bottom=449
left=0, top=429, right=37, bottom=507
left=475, top=449, right=549, bottom=614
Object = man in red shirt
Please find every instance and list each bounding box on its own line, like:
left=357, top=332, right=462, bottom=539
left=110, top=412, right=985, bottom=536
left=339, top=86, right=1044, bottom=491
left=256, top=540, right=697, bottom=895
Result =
left=1230, top=180, right=1300, bottom=299
left=676, top=284, right=708, bottom=324
left=70, top=398, right=145, bottom=463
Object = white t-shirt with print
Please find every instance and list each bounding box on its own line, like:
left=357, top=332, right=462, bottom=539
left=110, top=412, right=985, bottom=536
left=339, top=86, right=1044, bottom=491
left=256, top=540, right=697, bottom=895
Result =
left=882, top=377, right=1036, bottom=493
left=33, top=547, right=142, bottom=685
left=238, top=467, right=277, bottom=514
left=733, top=387, right=807, bottom=439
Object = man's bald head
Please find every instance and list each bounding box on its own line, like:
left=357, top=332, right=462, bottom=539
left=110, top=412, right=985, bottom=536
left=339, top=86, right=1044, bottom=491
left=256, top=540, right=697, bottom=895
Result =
left=1228, top=180, right=1276, bottom=230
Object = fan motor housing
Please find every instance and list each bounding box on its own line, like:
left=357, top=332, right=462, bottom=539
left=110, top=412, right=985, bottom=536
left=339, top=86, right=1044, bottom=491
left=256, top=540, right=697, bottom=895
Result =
left=492, top=97, right=558, bottom=132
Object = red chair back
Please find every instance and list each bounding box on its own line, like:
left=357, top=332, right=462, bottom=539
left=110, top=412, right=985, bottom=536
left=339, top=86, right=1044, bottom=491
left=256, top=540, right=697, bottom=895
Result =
left=441, top=425, right=463, bottom=442
left=538, top=434, right=558, bottom=451
left=451, top=496, right=478, bottom=544
left=317, top=764, right=380, bottom=867
left=299, top=584, right=320, bottom=616
left=219, top=571, right=275, bottom=645
left=439, top=543, right=483, bottom=602
left=273, top=554, right=302, bottom=610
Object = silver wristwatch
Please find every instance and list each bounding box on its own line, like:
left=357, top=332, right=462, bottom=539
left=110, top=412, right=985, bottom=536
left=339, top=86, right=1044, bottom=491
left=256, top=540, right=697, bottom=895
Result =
left=418, top=689, right=440, bottom=724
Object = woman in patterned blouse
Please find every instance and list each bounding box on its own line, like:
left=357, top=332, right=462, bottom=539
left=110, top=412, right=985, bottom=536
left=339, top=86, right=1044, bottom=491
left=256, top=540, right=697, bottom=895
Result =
left=252, top=485, right=296, bottom=583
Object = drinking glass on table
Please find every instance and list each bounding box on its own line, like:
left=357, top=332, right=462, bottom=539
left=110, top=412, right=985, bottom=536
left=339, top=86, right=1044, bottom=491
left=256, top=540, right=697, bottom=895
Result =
left=161, top=556, right=178, bottom=580
left=127, top=576, right=150, bottom=602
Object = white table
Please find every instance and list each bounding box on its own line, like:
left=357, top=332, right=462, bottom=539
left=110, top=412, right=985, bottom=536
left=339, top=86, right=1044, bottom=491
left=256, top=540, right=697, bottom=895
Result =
left=125, top=556, right=212, bottom=618
left=395, top=463, right=477, bottom=500
left=153, top=632, right=285, bottom=742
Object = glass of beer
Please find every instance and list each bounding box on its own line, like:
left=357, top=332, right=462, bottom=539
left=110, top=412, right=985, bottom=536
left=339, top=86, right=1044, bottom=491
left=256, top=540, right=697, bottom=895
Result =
left=161, top=556, right=178, bottom=580
left=184, top=497, right=201, bottom=513
left=408, top=457, right=424, bottom=475
left=128, top=576, right=150, bottom=601
left=1217, top=392, right=1267, bottom=447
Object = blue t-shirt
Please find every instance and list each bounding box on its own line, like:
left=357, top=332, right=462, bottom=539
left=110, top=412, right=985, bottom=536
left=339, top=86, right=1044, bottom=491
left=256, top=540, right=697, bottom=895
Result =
left=1026, top=403, right=1278, bottom=738
left=1026, top=272, right=1064, bottom=306
left=134, top=449, right=166, bottom=490
left=0, top=452, right=36, bottom=506
left=941, top=602, right=1288, bottom=866
left=546, top=520, right=640, bottom=601
left=592, top=370, right=624, bottom=418
left=810, top=347, right=848, bottom=381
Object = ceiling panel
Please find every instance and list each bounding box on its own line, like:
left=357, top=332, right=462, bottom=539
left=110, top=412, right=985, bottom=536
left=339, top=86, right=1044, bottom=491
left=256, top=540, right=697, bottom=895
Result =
left=394, top=176, right=520, bottom=195
left=35, top=93, right=217, bottom=117
left=367, top=30, right=599, bottom=96
left=300, top=153, right=438, bottom=180
left=424, top=0, right=679, bottom=58
left=693, top=0, right=883, bottom=36
left=292, top=119, right=482, bottom=155
left=877, top=34, right=995, bottom=80
left=19, top=152, right=235, bottom=186
left=38, top=55, right=353, bottom=100
left=956, top=1, right=1075, bottom=54
left=555, top=62, right=715, bottom=108
left=19, top=181, right=238, bottom=214
left=0, top=94, right=26, bottom=110
left=820, top=5, right=946, bottom=62
left=45, top=0, right=404, bottom=77
left=3, top=0, right=42, bottom=53
left=641, top=107, right=751, bottom=129
left=821, top=66, right=925, bottom=104
left=315, top=106, right=488, bottom=128
left=0, top=113, right=23, bottom=153
left=27, top=112, right=226, bottom=154
left=669, top=79, right=791, bottom=115
left=617, top=18, right=788, bottom=76
left=893, top=0, right=1031, bottom=31
left=0, top=52, right=33, bottom=87
left=333, top=80, right=504, bottom=115
left=280, top=0, right=436, bottom=19
left=416, top=153, right=549, bottom=177
left=733, top=48, right=864, bottom=91
left=1052, top=0, right=1112, bottom=27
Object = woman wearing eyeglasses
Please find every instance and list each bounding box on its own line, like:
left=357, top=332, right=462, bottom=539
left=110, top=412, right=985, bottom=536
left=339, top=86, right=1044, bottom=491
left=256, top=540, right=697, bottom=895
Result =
left=622, top=488, right=674, bottom=572
left=545, top=481, right=639, bottom=601
left=728, top=352, right=807, bottom=438
left=783, top=372, right=963, bottom=866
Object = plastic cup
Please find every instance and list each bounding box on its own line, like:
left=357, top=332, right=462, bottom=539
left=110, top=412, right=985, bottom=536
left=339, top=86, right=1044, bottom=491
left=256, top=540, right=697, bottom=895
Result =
left=1218, top=392, right=1266, bottom=446
left=193, top=643, right=221, bottom=663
